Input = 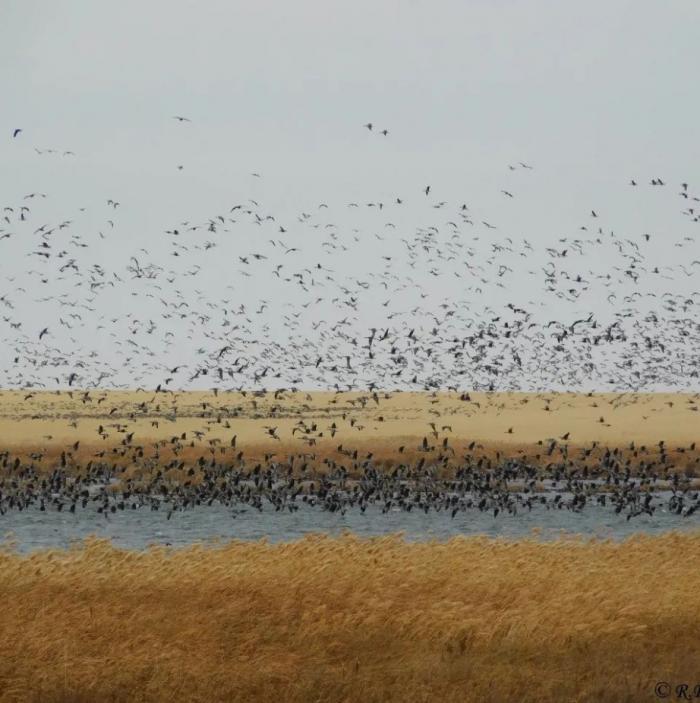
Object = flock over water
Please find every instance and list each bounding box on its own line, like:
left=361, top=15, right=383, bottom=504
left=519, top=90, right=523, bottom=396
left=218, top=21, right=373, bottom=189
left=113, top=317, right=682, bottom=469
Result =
left=2, top=122, right=699, bottom=547
left=0, top=388, right=699, bottom=549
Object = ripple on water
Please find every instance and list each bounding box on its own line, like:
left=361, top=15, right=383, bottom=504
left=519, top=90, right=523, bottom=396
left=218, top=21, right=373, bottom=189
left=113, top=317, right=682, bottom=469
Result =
left=0, top=503, right=697, bottom=552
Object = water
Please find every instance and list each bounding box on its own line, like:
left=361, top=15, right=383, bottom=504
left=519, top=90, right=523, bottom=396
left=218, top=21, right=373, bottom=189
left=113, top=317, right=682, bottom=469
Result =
left=0, top=502, right=697, bottom=552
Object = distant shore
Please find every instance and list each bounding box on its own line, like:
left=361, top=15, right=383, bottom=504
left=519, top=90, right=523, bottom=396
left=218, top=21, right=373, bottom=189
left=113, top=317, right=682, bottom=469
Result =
left=2, top=390, right=699, bottom=471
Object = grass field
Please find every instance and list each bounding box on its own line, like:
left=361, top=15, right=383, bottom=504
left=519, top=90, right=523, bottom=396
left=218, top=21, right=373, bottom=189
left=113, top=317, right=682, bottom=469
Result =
left=0, top=532, right=697, bottom=702
left=2, top=389, right=700, bottom=476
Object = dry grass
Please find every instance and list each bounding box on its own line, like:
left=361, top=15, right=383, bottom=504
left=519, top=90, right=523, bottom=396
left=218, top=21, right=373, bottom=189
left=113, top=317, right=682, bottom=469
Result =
left=2, top=389, right=700, bottom=477
left=0, top=532, right=698, bottom=702
left=4, top=389, right=700, bottom=445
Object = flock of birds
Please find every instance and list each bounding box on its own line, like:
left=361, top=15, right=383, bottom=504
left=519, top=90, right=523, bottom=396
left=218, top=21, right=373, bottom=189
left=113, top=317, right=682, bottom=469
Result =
left=2, top=122, right=699, bottom=527
left=0, top=392, right=698, bottom=523
left=3, top=121, right=700, bottom=395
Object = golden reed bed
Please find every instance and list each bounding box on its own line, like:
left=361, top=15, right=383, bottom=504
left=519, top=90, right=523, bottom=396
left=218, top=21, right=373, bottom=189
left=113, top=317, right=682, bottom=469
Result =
left=0, top=533, right=698, bottom=702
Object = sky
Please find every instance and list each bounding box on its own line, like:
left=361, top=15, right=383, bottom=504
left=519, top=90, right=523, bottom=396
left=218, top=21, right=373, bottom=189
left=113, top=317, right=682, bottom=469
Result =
left=1, top=1, right=699, bottom=391
left=3, top=1, right=698, bottom=214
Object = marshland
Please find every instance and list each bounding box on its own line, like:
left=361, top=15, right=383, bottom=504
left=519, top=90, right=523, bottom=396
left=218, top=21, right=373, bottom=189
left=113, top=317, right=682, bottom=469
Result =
left=4, top=1, right=700, bottom=700
left=0, top=390, right=698, bottom=550
left=0, top=391, right=697, bottom=700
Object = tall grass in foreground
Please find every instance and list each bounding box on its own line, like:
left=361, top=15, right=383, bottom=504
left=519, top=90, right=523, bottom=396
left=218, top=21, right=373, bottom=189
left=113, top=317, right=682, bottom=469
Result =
left=0, top=533, right=698, bottom=702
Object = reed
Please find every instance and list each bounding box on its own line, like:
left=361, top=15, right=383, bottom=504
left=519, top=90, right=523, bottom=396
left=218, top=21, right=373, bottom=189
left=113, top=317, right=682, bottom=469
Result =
left=0, top=532, right=697, bottom=702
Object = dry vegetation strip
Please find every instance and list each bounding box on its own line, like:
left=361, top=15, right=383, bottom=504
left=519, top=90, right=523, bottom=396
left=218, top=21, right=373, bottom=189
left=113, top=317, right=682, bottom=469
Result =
left=3, top=390, right=700, bottom=479
left=0, top=533, right=698, bottom=702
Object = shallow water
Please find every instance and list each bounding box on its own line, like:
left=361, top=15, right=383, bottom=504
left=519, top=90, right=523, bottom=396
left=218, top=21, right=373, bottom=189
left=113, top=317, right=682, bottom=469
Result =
left=0, top=502, right=697, bottom=552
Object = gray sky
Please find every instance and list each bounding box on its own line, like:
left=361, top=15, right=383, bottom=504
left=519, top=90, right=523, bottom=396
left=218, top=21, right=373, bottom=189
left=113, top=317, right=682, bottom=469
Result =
left=1, top=1, right=699, bottom=391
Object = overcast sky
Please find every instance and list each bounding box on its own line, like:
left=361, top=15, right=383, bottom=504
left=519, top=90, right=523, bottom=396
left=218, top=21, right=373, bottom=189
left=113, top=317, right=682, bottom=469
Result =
left=4, top=1, right=699, bottom=215
left=1, top=1, right=699, bottom=390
